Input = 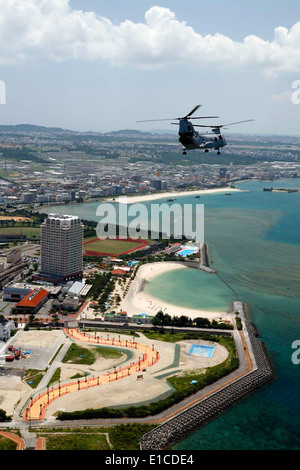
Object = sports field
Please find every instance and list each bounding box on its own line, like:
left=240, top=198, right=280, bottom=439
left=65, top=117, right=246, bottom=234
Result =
left=0, top=226, right=40, bottom=239
left=83, top=237, right=149, bottom=256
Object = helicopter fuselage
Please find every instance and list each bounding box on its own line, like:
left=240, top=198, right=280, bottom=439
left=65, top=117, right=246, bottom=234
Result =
left=137, top=106, right=253, bottom=156
left=178, top=119, right=227, bottom=151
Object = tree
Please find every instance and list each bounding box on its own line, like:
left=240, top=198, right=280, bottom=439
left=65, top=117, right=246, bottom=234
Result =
left=195, top=317, right=211, bottom=328
left=0, top=408, right=11, bottom=422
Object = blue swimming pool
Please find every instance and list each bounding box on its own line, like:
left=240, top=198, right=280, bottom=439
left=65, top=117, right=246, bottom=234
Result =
left=189, top=344, right=215, bottom=358
left=176, top=248, right=196, bottom=257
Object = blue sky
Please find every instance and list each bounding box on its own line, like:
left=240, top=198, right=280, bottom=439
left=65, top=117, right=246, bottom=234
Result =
left=0, top=0, right=300, bottom=135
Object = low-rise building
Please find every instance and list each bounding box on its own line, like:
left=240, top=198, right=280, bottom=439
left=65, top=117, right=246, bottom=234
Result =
left=0, top=318, right=15, bottom=341
left=67, top=281, right=92, bottom=298
left=3, top=285, right=32, bottom=302
left=131, top=313, right=154, bottom=324
left=4, top=283, right=61, bottom=300
left=15, top=287, right=49, bottom=314
left=0, top=250, right=26, bottom=286
left=104, top=311, right=128, bottom=322
left=62, top=296, right=80, bottom=312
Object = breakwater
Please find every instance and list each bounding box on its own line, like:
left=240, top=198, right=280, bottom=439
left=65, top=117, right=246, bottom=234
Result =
left=199, top=243, right=216, bottom=273
left=181, top=244, right=216, bottom=273
left=140, top=305, right=274, bottom=450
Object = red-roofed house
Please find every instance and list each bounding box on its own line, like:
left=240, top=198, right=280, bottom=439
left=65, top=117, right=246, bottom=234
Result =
left=16, top=288, right=49, bottom=314
left=111, top=269, right=128, bottom=276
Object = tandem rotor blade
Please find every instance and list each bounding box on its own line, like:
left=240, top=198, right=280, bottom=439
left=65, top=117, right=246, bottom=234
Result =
left=184, top=105, right=202, bottom=119
left=136, top=118, right=179, bottom=123
left=194, top=119, right=255, bottom=129
left=218, top=119, right=255, bottom=128
left=137, top=115, right=219, bottom=123
left=137, top=103, right=221, bottom=123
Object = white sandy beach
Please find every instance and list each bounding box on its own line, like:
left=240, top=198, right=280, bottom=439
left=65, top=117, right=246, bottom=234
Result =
left=119, top=262, right=232, bottom=321
left=106, top=187, right=241, bottom=204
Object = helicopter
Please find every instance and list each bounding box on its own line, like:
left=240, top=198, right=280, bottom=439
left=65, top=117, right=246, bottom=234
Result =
left=137, top=105, right=254, bottom=155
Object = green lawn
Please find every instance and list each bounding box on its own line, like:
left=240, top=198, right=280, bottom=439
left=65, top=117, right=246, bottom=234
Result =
left=41, top=432, right=111, bottom=450
left=143, top=330, right=221, bottom=343
left=36, top=424, right=156, bottom=450
left=84, top=237, right=142, bottom=254
left=0, top=435, right=17, bottom=450
left=0, top=226, right=40, bottom=239
left=62, top=343, right=123, bottom=365
left=47, top=367, right=61, bottom=387
left=24, top=369, right=45, bottom=388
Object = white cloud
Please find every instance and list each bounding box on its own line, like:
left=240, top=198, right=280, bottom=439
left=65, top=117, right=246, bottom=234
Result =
left=1, top=1, right=300, bottom=75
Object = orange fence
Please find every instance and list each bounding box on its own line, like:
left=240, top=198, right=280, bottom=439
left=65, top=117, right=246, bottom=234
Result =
left=22, top=328, right=160, bottom=421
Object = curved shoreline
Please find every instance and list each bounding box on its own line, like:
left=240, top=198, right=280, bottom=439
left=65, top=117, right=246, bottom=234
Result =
left=119, top=262, right=232, bottom=320
left=108, top=187, right=241, bottom=204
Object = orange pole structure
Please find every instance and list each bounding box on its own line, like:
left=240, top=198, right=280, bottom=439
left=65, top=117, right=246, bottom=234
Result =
left=22, top=328, right=160, bottom=421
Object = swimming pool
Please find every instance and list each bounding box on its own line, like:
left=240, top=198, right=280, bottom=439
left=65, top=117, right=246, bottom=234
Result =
left=176, top=248, right=197, bottom=257
left=189, top=344, right=215, bottom=358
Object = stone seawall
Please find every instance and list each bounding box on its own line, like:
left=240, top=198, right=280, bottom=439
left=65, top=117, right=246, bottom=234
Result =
left=181, top=244, right=216, bottom=273
left=200, top=243, right=216, bottom=273
left=140, top=313, right=274, bottom=450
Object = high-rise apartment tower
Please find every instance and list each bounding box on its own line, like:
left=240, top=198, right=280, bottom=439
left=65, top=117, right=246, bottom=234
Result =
left=40, top=214, right=83, bottom=281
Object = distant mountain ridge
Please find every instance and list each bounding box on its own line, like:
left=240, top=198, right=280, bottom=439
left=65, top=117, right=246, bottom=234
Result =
left=2, top=123, right=291, bottom=139
left=0, top=123, right=176, bottom=137
left=0, top=123, right=70, bottom=133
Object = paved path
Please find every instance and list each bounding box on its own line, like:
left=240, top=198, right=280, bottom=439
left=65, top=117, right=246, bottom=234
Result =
left=14, top=321, right=252, bottom=429
left=36, top=338, right=72, bottom=392
left=0, top=431, right=25, bottom=450
left=0, top=314, right=255, bottom=442
left=22, top=328, right=160, bottom=421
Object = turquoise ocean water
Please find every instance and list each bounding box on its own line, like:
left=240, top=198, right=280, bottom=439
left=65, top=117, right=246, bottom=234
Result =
left=43, top=178, right=300, bottom=449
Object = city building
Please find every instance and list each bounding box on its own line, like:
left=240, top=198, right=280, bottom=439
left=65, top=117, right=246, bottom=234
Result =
left=4, top=283, right=61, bottom=301
left=219, top=167, right=227, bottom=179
left=22, top=192, right=36, bottom=204
left=15, top=287, right=49, bottom=314
left=0, top=318, right=15, bottom=341
left=67, top=281, right=92, bottom=298
left=40, top=213, right=84, bottom=283
left=0, top=250, right=26, bottom=286
left=3, top=285, right=32, bottom=302
left=0, top=233, right=27, bottom=243
left=62, top=296, right=80, bottom=312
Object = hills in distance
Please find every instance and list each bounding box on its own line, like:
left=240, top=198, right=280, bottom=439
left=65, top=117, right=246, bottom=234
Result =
left=0, top=123, right=176, bottom=136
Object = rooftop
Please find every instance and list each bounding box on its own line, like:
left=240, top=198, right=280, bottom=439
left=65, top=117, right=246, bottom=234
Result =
left=17, top=288, right=48, bottom=308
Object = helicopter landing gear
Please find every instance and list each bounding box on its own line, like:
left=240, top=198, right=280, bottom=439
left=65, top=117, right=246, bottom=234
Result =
left=217, top=151, right=221, bottom=155
left=205, top=149, right=209, bottom=153
left=183, top=149, right=187, bottom=155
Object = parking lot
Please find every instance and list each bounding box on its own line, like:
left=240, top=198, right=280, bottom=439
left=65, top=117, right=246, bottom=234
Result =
left=2, top=329, right=65, bottom=370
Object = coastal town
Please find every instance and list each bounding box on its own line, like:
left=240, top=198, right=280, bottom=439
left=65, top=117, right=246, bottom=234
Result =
left=0, top=126, right=299, bottom=207
left=0, top=125, right=288, bottom=450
